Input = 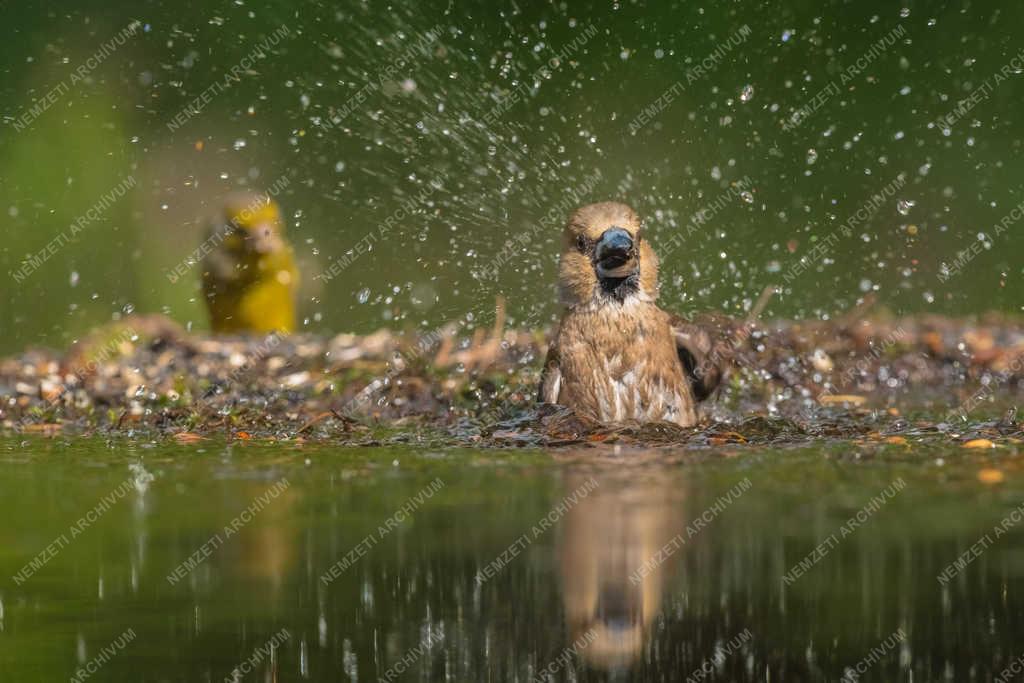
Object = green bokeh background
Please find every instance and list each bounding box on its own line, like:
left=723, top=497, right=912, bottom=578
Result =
left=2, top=0, right=1022, bottom=354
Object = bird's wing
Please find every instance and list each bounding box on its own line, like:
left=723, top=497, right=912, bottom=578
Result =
left=537, top=341, right=562, bottom=404
left=669, top=313, right=733, bottom=403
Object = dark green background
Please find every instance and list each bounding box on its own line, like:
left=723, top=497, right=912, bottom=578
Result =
left=2, top=0, right=1022, bottom=354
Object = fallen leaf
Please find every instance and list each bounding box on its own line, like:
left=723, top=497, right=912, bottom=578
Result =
left=40, top=384, right=66, bottom=402
left=922, top=331, right=944, bottom=356
left=23, top=423, right=63, bottom=435
left=963, top=439, right=995, bottom=449
left=709, top=432, right=748, bottom=445
left=819, top=394, right=867, bottom=406
left=964, top=330, right=995, bottom=353
left=492, top=430, right=532, bottom=442
left=173, top=432, right=206, bottom=444
left=884, top=436, right=908, bottom=446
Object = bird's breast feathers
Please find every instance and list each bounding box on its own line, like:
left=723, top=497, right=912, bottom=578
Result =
left=551, top=301, right=698, bottom=427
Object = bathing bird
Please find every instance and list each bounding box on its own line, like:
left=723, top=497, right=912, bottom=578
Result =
left=538, top=201, right=726, bottom=427
left=200, top=192, right=298, bottom=334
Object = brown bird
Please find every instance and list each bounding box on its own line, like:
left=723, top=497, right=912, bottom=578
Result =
left=538, top=201, right=725, bottom=427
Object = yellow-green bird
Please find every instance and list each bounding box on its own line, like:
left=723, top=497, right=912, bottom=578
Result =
left=200, top=192, right=298, bottom=334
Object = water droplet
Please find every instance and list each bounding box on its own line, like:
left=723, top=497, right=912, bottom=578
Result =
left=806, top=148, right=818, bottom=165
left=710, top=166, right=722, bottom=181
left=233, top=139, right=246, bottom=150
left=69, top=271, right=79, bottom=287
left=897, top=199, right=915, bottom=216
left=654, top=48, right=665, bottom=59
left=357, top=288, right=370, bottom=304
left=740, top=191, right=754, bottom=203
left=334, top=161, right=346, bottom=173
left=739, top=84, right=754, bottom=102
left=899, top=7, right=911, bottom=18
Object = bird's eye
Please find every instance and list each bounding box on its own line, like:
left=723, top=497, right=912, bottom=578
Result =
left=576, top=235, right=588, bottom=253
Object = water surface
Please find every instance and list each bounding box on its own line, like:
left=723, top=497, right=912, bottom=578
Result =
left=3, top=437, right=1024, bottom=681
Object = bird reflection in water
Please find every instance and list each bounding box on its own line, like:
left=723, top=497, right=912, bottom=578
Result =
left=558, top=460, right=688, bottom=672
left=222, top=479, right=299, bottom=592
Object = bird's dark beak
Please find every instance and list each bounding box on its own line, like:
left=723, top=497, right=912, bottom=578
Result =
left=594, top=227, right=638, bottom=279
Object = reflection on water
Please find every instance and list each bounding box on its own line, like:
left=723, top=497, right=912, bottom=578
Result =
left=559, top=468, right=686, bottom=671
left=3, top=440, right=1024, bottom=681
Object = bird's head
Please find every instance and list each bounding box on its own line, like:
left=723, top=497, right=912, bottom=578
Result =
left=219, top=192, right=287, bottom=255
left=558, top=201, right=658, bottom=307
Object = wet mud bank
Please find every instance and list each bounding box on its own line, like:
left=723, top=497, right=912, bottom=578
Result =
left=1, top=313, right=1022, bottom=450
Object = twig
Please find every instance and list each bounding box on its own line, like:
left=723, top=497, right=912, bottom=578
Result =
left=746, top=285, right=779, bottom=325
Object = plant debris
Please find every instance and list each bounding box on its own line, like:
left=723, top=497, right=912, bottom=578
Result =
left=1, top=312, right=1022, bottom=449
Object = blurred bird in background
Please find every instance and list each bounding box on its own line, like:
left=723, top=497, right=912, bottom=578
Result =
left=200, top=192, right=298, bottom=334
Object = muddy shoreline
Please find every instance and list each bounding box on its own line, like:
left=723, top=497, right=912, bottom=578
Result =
left=2, top=313, right=1022, bottom=449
